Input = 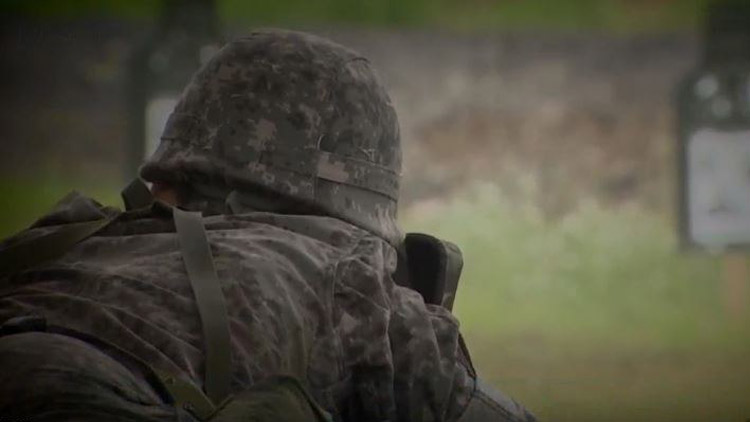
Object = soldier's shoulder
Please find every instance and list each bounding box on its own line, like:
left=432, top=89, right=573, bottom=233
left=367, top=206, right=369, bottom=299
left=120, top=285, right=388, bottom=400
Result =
left=35, top=191, right=116, bottom=227
left=1, top=191, right=116, bottom=249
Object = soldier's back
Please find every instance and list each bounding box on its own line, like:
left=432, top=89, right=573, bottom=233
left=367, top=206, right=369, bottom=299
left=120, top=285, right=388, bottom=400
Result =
left=0, top=192, right=384, bottom=412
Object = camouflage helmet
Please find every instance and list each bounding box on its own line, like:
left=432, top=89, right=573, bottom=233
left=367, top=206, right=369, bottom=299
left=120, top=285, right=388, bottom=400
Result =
left=140, top=29, right=402, bottom=245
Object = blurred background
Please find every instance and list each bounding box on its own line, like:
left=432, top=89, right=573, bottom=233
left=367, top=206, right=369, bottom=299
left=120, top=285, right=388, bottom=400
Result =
left=1, top=0, right=749, bottom=420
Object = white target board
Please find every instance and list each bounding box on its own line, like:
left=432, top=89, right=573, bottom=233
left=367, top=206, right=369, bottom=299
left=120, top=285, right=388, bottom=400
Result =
left=687, top=128, right=750, bottom=249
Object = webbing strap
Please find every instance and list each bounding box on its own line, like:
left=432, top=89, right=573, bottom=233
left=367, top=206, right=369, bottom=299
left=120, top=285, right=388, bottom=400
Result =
left=0, top=217, right=114, bottom=277
left=153, top=368, right=218, bottom=420
left=173, top=208, right=232, bottom=405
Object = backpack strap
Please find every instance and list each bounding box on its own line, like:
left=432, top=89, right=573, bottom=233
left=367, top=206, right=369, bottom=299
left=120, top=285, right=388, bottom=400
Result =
left=0, top=192, right=232, bottom=419
left=173, top=207, right=232, bottom=406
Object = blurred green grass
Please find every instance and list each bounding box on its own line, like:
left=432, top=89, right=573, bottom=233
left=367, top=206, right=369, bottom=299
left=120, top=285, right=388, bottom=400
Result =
left=2, top=179, right=749, bottom=421
left=1, top=0, right=713, bottom=31
left=402, top=184, right=750, bottom=422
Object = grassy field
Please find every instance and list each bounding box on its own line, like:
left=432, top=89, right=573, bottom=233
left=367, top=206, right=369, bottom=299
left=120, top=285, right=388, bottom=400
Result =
left=2, top=178, right=749, bottom=421
left=402, top=184, right=750, bottom=421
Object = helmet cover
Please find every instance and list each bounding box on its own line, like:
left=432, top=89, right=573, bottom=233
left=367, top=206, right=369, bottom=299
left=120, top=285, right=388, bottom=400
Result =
left=141, top=29, right=402, bottom=244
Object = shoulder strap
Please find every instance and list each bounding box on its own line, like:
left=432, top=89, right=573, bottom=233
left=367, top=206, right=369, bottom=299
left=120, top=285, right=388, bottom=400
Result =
left=0, top=196, right=233, bottom=420
left=173, top=207, right=232, bottom=405
left=0, top=216, right=115, bottom=277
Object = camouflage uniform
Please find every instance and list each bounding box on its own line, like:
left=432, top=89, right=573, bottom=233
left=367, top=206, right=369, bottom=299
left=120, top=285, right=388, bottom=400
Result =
left=0, top=30, right=535, bottom=422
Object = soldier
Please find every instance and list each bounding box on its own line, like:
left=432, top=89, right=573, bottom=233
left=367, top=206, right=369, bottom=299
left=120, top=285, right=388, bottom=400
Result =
left=0, top=30, right=536, bottom=421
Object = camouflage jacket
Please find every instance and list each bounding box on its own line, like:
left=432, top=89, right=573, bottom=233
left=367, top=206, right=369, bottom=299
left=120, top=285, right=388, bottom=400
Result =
left=0, top=193, right=475, bottom=422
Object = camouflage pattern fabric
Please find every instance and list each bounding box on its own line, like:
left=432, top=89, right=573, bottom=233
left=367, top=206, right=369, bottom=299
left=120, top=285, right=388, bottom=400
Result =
left=0, top=193, right=474, bottom=421
left=0, top=331, right=191, bottom=421
left=0, top=29, right=537, bottom=422
left=140, top=30, right=402, bottom=246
